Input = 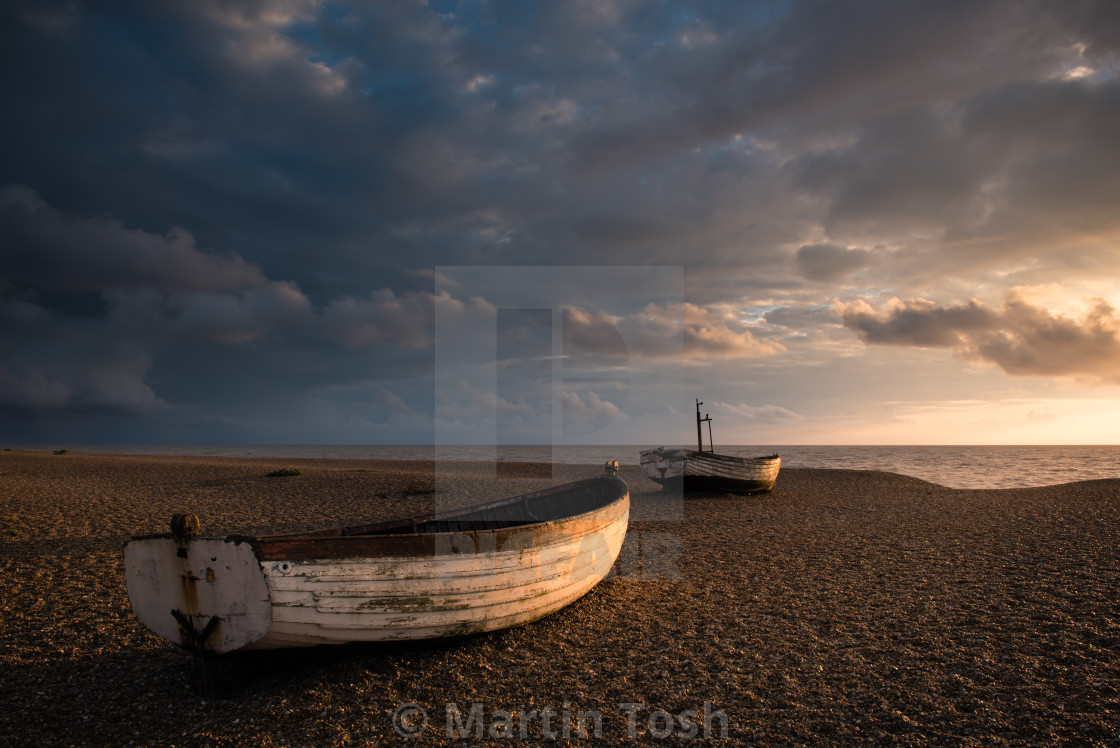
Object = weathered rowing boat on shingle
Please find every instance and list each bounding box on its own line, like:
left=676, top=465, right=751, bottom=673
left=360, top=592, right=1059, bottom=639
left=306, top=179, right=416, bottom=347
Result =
left=639, top=399, right=780, bottom=494
left=640, top=447, right=780, bottom=494
left=123, top=465, right=629, bottom=654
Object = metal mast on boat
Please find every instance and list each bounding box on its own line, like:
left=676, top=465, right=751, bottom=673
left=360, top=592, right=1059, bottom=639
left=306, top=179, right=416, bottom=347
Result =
left=696, top=399, right=713, bottom=453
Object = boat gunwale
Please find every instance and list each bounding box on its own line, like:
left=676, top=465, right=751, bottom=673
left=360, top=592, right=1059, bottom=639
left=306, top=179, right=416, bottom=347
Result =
left=639, top=447, right=780, bottom=465
left=682, top=450, right=780, bottom=465
left=282, top=474, right=625, bottom=537
left=124, top=475, right=630, bottom=561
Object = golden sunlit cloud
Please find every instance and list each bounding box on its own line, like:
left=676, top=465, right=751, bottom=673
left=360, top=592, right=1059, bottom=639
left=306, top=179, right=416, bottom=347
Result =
left=837, top=291, right=1120, bottom=384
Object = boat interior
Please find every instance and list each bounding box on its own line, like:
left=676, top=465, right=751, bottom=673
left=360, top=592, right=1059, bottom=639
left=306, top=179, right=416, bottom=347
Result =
left=279, top=475, right=627, bottom=538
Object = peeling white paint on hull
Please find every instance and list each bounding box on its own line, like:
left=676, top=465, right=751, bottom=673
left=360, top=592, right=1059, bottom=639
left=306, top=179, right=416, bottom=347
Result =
left=123, top=473, right=629, bottom=652
left=123, top=537, right=273, bottom=654
left=639, top=447, right=687, bottom=483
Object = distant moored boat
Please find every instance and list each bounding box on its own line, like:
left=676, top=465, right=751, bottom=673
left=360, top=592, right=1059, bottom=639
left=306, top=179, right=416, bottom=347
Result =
left=640, top=399, right=781, bottom=494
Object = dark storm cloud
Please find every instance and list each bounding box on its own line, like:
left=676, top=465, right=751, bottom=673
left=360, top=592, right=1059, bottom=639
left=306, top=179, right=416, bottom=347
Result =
left=794, top=243, right=871, bottom=282
left=783, top=74, right=1120, bottom=296
left=170, top=282, right=312, bottom=343
left=4, top=0, right=1083, bottom=291
left=0, top=187, right=444, bottom=434
left=959, top=79, right=1120, bottom=235
left=6, top=0, right=1109, bottom=287
left=1063, top=0, right=1120, bottom=57
left=321, top=290, right=467, bottom=349
left=839, top=298, right=998, bottom=347
left=0, top=185, right=318, bottom=347
left=3, top=0, right=1120, bottom=440
left=0, top=185, right=265, bottom=293
left=0, top=327, right=169, bottom=415
left=566, top=0, right=1064, bottom=170
left=839, top=294, right=1120, bottom=381
left=2, top=0, right=413, bottom=300
left=789, top=107, right=998, bottom=241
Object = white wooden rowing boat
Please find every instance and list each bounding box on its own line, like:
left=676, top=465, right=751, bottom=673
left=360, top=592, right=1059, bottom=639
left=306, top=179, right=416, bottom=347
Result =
left=639, top=399, right=780, bottom=494
left=640, top=447, right=780, bottom=494
left=123, top=466, right=629, bottom=654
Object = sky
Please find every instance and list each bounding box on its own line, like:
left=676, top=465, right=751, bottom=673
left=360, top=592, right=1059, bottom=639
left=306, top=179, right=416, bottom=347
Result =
left=2, top=0, right=1120, bottom=446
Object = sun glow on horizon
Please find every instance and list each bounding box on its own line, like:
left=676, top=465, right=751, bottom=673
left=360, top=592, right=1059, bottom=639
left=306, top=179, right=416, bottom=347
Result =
left=710, top=397, right=1120, bottom=446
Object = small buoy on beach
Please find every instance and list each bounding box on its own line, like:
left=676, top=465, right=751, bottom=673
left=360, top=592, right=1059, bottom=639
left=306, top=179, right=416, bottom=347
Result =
left=171, top=513, right=200, bottom=538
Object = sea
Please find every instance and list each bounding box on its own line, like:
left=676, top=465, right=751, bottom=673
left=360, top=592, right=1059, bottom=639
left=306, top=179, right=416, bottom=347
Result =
left=9, top=444, right=1120, bottom=490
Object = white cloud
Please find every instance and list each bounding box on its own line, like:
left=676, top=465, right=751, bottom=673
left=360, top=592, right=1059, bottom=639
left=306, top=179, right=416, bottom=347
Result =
left=563, top=302, right=785, bottom=362
left=712, top=401, right=803, bottom=423
left=562, top=390, right=623, bottom=422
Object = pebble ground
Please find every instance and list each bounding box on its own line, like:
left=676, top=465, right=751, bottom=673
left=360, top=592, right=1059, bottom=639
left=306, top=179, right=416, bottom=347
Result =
left=1, top=450, right=1118, bottom=746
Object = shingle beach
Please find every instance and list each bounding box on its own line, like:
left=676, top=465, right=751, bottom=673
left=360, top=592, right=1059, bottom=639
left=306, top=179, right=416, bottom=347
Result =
left=1, top=450, right=1118, bottom=746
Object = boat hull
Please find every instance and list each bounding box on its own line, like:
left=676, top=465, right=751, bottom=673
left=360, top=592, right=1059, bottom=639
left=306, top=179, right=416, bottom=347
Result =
left=249, top=499, right=628, bottom=648
left=124, top=475, right=629, bottom=651
left=639, top=447, right=687, bottom=484
left=640, top=448, right=780, bottom=494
